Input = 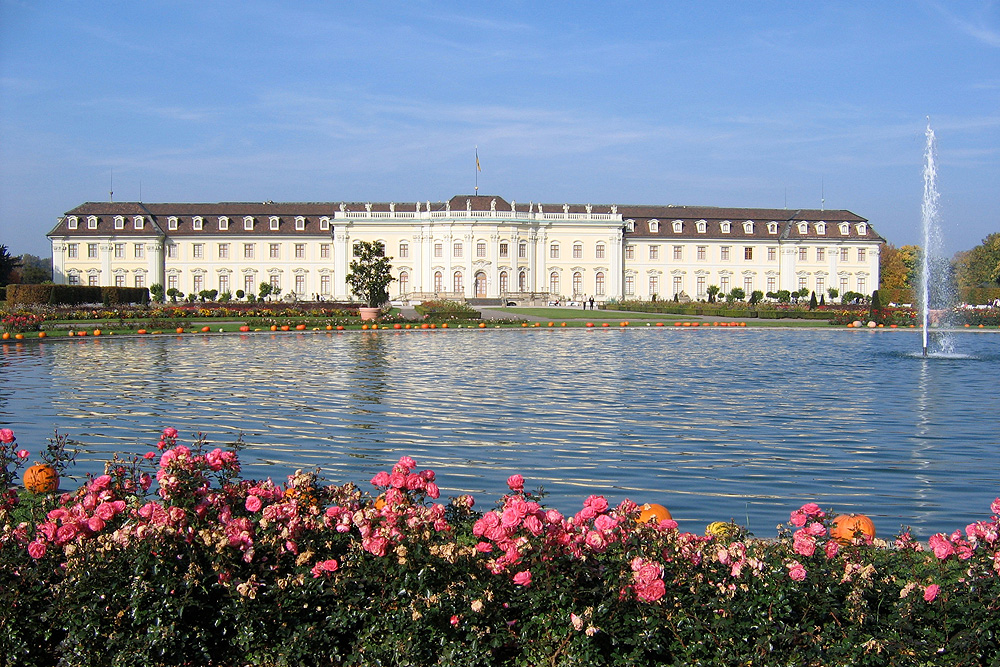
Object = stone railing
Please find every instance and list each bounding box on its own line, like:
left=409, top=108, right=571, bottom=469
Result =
left=337, top=210, right=620, bottom=222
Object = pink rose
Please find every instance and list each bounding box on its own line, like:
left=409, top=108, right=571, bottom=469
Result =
left=245, top=496, right=262, bottom=512
left=825, top=540, right=840, bottom=559
left=923, top=584, right=940, bottom=602
left=635, top=578, right=666, bottom=602
left=928, top=533, right=955, bottom=560
left=143, top=451, right=156, bottom=460
left=0, top=428, right=15, bottom=443
left=584, top=495, right=609, bottom=513
left=27, top=540, right=46, bottom=559
left=805, top=521, right=827, bottom=537
left=397, top=456, right=416, bottom=470
left=507, top=474, right=525, bottom=492
left=162, top=427, right=178, bottom=439
left=793, top=531, right=816, bottom=557
left=425, top=482, right=440, bottom=499
left=16, top=450, right=29, bottom=459
left=512, top=570, right=532, bottom=587
left=450, top=615, right=460, bottom=627
left=789, top=510, right=807, bottom=527
left=991, top=498, right=1000, bottom=516
left=787, top=561, right=807, bottom=581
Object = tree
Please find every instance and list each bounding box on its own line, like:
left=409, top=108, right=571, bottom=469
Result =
left=706, top=284, right=720, bottom=304
left=726, top=287, right=745, bottom=303
left=346, top=241, right=395, bottom=308
left=749, top=290, right=763, bottom=305
left=235, top=289, right=245, bottom=300
left=809, top=291, right=818, bottom=310
left=258, top=282, right=273, bottom=301
left=18, top=254, right=51, bottom=283
left=150, top=283, right=164, bottom=302
left=899, top=245, right=921, bottom=288
left=166, top=287, right=181, bottom=302
left=0, top=245, right=17, bottom=286
left=827, top=287, right=839, bottom=301
left=953, top=233, right=1000, bottom=290
left=879, top=243, right=910, bottom=291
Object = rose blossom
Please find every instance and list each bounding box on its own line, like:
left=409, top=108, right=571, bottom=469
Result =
left=0, top=428, right=15, bottom=443
left=507, top=474, right=525, bottom=492
left=27, top=540, right=46, bottom=559
left=923, top=584, right=940, bottom=602
left=787, top=561, right=807, bottom=581
left=245, top=496, right=263, bottom=512
left=512, top=570, right=532, bottom=587
left=16, top=450, right=29, bottom=459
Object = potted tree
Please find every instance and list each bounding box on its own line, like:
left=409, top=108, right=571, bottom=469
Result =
left=346, top=241, right=394, bottom=320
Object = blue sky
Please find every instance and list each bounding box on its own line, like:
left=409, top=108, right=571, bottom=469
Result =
left=2, top=0, right=998, bottom=258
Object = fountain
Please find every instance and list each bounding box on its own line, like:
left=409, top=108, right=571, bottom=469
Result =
left=919, top=121, right=954, bottom=356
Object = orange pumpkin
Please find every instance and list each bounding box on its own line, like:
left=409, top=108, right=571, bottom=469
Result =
left=636, top=503, right=672, bottom=524
left=24, top=463, right=59, bottom=493
left=830, top=513, right=876, bottom=544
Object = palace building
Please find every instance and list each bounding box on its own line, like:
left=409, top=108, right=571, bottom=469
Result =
left=47, top=194, right=882, bottom=304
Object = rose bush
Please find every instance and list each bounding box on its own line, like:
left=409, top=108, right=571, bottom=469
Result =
left=1, top=427, right=999, bottom=666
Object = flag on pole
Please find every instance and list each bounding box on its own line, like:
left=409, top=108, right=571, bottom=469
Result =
left=476, top=148, right=481, bottom=172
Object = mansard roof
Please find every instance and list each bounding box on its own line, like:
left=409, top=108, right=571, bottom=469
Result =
left=620, top=205, right=878, bottom=243
left=48, top=197, right=880, bottom=243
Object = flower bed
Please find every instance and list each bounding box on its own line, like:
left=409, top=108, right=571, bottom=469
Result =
left=1, top=428, right=999, bottom=666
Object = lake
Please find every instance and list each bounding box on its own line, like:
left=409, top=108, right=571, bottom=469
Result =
left=2, top=327, right=998, bottom=538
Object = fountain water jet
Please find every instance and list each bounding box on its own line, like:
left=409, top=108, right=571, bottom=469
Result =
left=919, top=121, right=954, bottom=357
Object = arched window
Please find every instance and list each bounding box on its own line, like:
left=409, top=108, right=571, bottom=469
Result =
left=500, top=271, right=509, bottom=293
left=549, top=271, right=560, bottom=295
left=595, top=272, right=605, bottom=295
left=433, top=271, right=443, bottom=292
left=453, top=271, right=464, bottom=292
left=624, top=274, right=634, bottom=295
left=518, top=270, right=527, bottom=291
left=572, top=271, right=582, bottom=295
left=398, top=271, right=409, bottom=295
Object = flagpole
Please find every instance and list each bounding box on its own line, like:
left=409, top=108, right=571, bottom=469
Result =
left=475, top=146, right=479, bottom=194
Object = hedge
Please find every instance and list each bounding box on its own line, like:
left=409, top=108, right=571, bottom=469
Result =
left=5, top=284, right=149, bottom=306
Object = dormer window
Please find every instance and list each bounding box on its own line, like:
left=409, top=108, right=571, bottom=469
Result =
left=192, top=216, right=203, bottom=230
left=67, top=216, right=79, bottom=229
left=269, top=216, right=280, bottom=230
left=672, top=220, right=683, bottom=233
left=815, top=222, right=826, bottom=235
left=797, top=222, right=809, bottom=234
left=856, top=223, right=868, bottom=235
left=743, top=221, right=754, bottom=234
left=839, top=222, right=850, bottom=235
left=219, top=216, right=229, bottom=230
left=114, top=216, right=125, bottom=230
left=243, top=216, right=254, bottom=230
left=649, top=220, right=659, bottom=233
left=89, top=216, right=99, bottom=230
left=625, top=219, right=635, bottom=232
left=133, top=216, right=144, bottom=230
left=720, top=221, right=732, bottom=234
left=319, top=216, right=330, bottom=231
left=767, top=222, right=779, bottom=234
left=696, top=220, right=707, bottom=234
left=168, top=217, right=179, bottom=231
left=295, top=216, right=305, bottom=231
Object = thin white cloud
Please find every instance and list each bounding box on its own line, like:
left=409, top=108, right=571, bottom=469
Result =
left=928, top=1, right=1000, bottom=47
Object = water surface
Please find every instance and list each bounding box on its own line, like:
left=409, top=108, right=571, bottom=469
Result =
left=2, top=328, right=997, bottom=538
